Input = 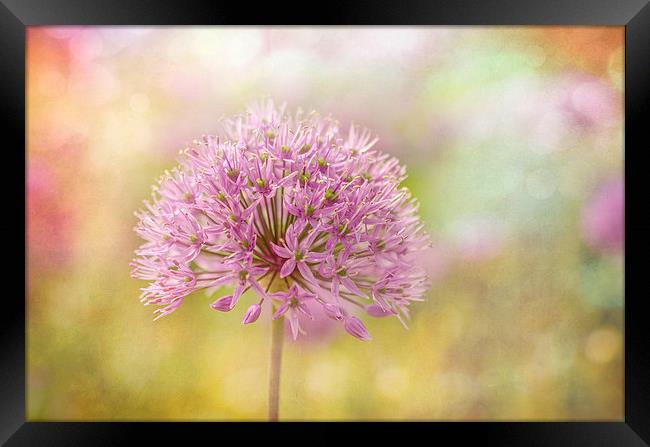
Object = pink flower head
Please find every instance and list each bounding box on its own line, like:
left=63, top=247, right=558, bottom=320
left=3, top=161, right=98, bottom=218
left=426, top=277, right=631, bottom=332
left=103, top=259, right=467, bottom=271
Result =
left=131, top=100, right=431, bottom=340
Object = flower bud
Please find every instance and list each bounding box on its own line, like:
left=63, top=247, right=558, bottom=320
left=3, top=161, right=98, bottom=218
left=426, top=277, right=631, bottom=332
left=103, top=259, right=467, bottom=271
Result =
left=344, top=316, right=372, bottom=341
left=211, top=295, right=234, bottom=312
left=242, top=303, right=262, bottom=324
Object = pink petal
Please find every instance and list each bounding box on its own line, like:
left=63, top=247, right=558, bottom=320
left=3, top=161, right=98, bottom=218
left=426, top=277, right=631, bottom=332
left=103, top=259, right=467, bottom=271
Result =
left=280, top=258, right=296, bottom=278
left=242, top=198, right=262, bottom=219
left=297, top=261, right=318, bottom=286
left=304, top=226, right=321, bottom=246
left=289, top=313, right=300, bottom=340
left=231, top=283, right=246, bottom=308
left=341, top=277, right=365, bottom=298
left=273, top=302, right=290, bottom=319
left=305, top=251, right=327, bottom=262
left=270, top=242, right=291, bottom=258
left=331, top=277, right=340, bottom=298
left=371, top=289, right=391, bottom=310
left=285, top=201, right=301, bottom=217
left=297, top=302, right=314, bottom=319
left=277, top=171, right=297, bottom=187
left=367, top=304, right=395, bottom=318
left=248, top=278, right=268, bottom=299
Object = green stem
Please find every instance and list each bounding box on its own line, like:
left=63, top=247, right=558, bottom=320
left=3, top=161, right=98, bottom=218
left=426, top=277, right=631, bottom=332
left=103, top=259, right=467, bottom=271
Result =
left=268, top=314, right=284, bottom=422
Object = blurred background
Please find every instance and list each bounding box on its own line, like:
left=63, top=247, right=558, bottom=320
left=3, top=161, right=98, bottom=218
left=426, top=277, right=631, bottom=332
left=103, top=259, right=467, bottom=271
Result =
left=26, top=26, right=623, bottom=420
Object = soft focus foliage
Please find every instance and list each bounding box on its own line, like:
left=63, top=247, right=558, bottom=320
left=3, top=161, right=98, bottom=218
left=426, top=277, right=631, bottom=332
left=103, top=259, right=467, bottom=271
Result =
left=27, top=27, right=623, bottom=420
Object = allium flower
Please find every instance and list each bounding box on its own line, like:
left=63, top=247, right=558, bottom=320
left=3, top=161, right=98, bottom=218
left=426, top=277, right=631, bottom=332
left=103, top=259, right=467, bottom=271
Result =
left=131, top=101, right=431, bottom=341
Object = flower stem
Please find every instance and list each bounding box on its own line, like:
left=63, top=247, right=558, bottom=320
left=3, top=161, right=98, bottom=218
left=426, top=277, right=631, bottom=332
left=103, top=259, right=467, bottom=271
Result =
left=268, top=314, right=284, bottom=421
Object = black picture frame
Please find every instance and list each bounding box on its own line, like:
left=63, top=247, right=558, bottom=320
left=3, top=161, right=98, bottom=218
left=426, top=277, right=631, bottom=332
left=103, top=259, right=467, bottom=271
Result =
left=3, top=0, right=647, bottom=444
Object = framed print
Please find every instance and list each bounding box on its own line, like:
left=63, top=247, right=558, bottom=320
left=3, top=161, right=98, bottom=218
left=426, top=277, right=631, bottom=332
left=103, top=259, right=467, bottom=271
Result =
left=3, top=0, right=648, bottom=444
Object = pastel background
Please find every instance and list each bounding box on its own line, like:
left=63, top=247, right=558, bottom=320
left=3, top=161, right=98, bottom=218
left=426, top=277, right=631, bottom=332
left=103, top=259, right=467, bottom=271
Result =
left=27, top=27, right=624, bottom=420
